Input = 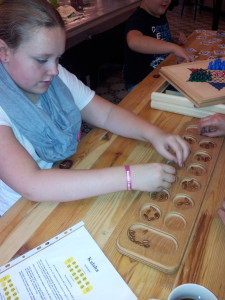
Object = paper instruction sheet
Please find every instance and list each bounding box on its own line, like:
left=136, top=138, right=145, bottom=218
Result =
left=0, top=221, right=137, bottom=300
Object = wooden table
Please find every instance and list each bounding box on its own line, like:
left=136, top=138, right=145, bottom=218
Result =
left=65, top=0, right=141, bottom=48
left=1, top=31, right=225, bottom=300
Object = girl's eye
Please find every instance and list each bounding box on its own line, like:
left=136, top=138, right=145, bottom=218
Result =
left=36, top=58, right=48, bottom=64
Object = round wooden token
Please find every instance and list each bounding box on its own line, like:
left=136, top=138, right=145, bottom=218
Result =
left=59, top=159, right=73, bottom=169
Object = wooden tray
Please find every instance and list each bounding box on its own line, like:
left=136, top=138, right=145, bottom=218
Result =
left=151, top=90, right=225, bottom=118
left=116, top=121, right=224, bottom=274
left=159, top=58, right=225, bottom=108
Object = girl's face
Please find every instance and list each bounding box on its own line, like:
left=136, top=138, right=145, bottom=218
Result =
left=3, top=27, right=65, bottom=95
left=141, top=0, right=171, bottom=17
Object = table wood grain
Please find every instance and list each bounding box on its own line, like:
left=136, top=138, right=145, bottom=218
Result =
left=1, top=31, right=225, bottom=300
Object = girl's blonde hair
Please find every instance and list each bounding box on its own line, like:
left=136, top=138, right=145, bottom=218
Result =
left=0, top=0, right=65, bottom=49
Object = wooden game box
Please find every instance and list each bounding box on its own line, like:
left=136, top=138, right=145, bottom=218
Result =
left=116, top=121, right=224, bottom=274
left=151, top=86, right=225, bottom=118
left=159, top=58, right=225, bottom=108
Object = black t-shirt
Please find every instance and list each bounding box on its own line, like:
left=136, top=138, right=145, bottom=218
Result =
left=123, top=7, right=172, bottom=86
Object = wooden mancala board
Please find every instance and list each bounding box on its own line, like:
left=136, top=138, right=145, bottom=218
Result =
left=116, top=121, right=224, bottom=274
left=159, top=58, right=225, bottom=108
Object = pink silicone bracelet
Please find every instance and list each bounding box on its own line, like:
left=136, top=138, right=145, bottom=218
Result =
left=124, top=165, right=132, bottom=190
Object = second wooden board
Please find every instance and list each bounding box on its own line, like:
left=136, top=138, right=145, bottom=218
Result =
left=159, top=58, right=225, bottom=108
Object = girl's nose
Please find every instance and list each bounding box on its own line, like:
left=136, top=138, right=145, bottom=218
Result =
left=47, top=63, right=59, bottom=76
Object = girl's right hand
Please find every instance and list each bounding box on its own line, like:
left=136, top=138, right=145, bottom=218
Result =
left=130, top=163, right=176, bottom=192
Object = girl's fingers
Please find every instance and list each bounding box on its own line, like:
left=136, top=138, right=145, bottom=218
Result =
left=218, top=208, right=225, bottom=226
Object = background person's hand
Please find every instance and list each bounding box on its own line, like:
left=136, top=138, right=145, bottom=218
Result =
left=218, top=200, right=225, bottom=226
left=173, top=44, right=193, bottom=63
left=173, top=31, right=187, bottom=45
left=198, top=113, right=225, bottom=137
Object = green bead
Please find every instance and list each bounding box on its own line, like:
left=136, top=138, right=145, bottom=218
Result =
left=50, top=0, right=58, bottom=7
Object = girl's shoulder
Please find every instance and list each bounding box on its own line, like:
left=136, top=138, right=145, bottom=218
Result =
left=58, top=64, right=95, bottom=110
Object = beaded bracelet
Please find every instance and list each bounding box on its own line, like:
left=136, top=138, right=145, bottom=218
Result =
left=124, top=165, right=132, bottom=190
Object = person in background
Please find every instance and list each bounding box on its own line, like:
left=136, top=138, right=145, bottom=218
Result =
left=198, top=113, right=225, bottom=226
left=123, top=0, right=193, bottom=91
left=0, top=0, right=190, bottom=216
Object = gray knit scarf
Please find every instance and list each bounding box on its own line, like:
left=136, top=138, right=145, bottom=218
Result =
left=0, top=63, right=81, bottom=162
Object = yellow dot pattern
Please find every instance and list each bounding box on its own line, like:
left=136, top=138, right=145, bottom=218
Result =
left=0, top=275, right=20, bottom=300
left=64, top=257, right=93, bottom=294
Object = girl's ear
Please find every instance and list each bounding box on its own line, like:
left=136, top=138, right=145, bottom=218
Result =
left=0, top=39, right=10, bottom=63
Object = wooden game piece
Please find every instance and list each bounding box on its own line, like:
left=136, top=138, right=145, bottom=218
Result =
left=187, top=164, right=206, bottom=176
left=199, top=140, right=216, bottom=149
left=150, top=190, right=169, bottom=201
left=183, top=135, right=197, bottom=144
left=141, top=205, right=161, bottom=221
left=59, top=159, right=73, bottom=169
left=194, top=151, right=211, bottom=162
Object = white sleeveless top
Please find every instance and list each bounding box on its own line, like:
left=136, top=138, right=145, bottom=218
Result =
left=0, top=65, right=95, bottom=215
